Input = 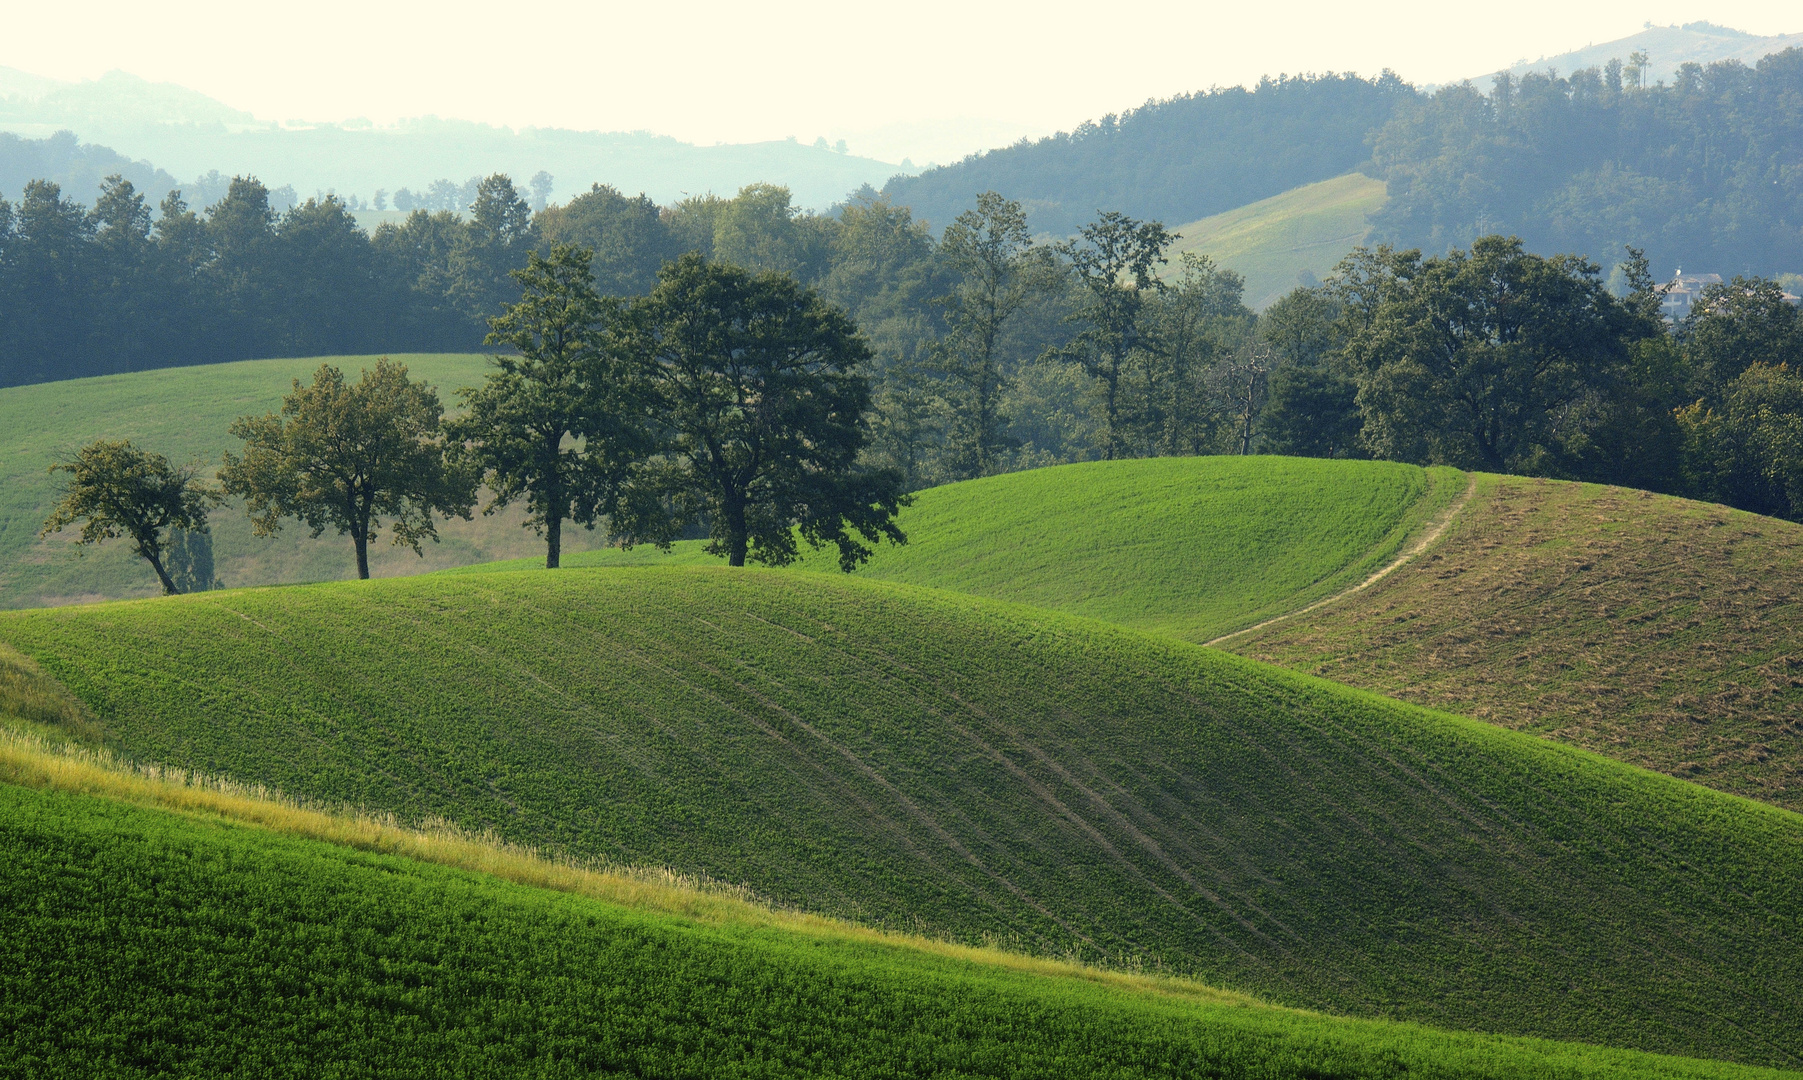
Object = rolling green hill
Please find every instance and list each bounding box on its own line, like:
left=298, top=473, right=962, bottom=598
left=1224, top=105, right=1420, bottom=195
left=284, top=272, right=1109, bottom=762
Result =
left=1167, top=173, right=1386, bottom=309
left=464, top=456, right=1465, bottom=644
left=501, top=458, right=1803, bottom=813
left=3, top=566, right=1800, bottom=1066
left=0, top=353, right=613, bottom=609
left=1, top=770, right=1785, bottom=1080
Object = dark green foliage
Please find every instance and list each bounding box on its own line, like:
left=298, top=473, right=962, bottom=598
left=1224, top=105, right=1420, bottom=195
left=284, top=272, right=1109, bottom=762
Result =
left=534, top=183, right=679, bottom=297
left=38, top=439, right=216, bottom=596
left=883, top=73, right=1417, bottom=236
left=6, top=563, right=1803, bottom=1066
left=1369, top=50, right=1803, bottom=276
left=0, top=784, right=1780, bottom=1080
left=1050, top=212, right=1177, bottom=459
left=1679, top=276, right=1803, bottom=401
left=930, top=192, right=1048, bottom=477
left=451, top=247, right=651, bottom=568
left=618, top=254, right=906, bottom=569
left=219, top=360, right=475, bottom=579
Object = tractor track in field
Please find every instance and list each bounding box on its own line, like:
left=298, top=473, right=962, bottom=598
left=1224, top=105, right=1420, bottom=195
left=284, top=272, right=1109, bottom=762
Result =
left=1204, top=472, right=1476, bottom=649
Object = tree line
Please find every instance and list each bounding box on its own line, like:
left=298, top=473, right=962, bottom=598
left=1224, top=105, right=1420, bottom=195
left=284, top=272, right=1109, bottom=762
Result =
left=1369, top=49, right=1803, bottom=280
left=42, top=247, right=908, bottom=591
left=0, top=172, right=535, bottom=388
left=39, top=179, right=1803, bottom=594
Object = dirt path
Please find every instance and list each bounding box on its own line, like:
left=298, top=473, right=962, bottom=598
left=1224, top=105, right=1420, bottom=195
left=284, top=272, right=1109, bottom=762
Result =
left=1204, top=472, right=1477, bottom=649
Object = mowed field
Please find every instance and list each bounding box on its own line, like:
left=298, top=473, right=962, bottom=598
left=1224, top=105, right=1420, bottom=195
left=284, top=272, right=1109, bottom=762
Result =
left=0, top=354, right=613, bottom=609
left=471, top=456, right=1466, bottom=644
left=3, top=568, right=1801, bottom=1066
left=1230, top=473, right=1803, bottom=812
left=1165, top=172, right=1387, bottom=309
left=2, top=772, right=1785, bottom=1080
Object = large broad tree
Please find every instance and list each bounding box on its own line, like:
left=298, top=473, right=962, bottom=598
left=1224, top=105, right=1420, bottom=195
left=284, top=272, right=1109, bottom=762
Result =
left=221, top=360, right=475, bottom=579
left=1050, top=212, right=1175, bottom=459
left=1340, top=235, right=1634, bottom=472
left=931, top=191, right=1048, bottom=477
left=451, top=246, right=652, bottom=569
left=619, top=253, right=907, bottom=569
left=40, top=439, right=216, bottom=595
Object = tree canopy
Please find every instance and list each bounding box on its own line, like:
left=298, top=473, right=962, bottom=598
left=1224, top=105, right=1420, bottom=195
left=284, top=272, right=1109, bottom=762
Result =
left=220, top=360, right=475, bottom=579
left=618, top=253, right=907, bottom=570
left=40, top=439, right=216, bottom=595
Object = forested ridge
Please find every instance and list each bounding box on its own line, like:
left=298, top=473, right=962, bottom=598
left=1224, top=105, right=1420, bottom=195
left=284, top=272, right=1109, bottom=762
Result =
left=882, top=73, right=1415, bottom=237
left=1372, top=48, right=1803, bottom=279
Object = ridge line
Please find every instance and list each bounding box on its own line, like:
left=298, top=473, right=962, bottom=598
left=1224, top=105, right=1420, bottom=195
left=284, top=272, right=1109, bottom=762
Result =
left=1204, top=471, right=1477, bottom=649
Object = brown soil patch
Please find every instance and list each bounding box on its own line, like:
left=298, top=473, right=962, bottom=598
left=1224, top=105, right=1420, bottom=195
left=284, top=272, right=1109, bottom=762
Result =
left=1230, top=474, right=1803, bottom=812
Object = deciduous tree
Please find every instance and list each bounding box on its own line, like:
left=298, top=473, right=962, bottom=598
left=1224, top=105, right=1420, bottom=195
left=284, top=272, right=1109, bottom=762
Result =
left=450, top=246, right=652, bottom=569
left=1049, top=212, right=1175, bottom=459
left=221, top=360, right=475, bottom=579
left=931, top=192, right=1049, bottom=477
left=40, top=439, right=216, bottom=595
left=618, top=254, right=907, bottom=569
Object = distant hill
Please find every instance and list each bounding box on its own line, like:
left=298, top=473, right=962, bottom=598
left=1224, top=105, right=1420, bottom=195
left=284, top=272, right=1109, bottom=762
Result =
left=0, top=129, right=179, bottom=208
left=0, top=68, right=908, bottom=210
left=1166, top=173, right=1386, bottom=309
left=1487, top=21, right=1803, bottom=87
left=880, top=73, right=1416, bottom=235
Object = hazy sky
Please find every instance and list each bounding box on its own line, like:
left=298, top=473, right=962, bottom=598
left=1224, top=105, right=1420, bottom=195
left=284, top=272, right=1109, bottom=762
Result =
left=3, top=1, right=1798, bottom=162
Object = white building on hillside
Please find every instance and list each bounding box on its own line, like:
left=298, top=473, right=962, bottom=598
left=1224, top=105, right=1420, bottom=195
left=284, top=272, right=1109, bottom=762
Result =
left=1660, top=271, right=1723, bottom=322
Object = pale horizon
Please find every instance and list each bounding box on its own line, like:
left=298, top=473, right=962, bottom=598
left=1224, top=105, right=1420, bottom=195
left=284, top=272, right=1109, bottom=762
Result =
left=2, top=1, right=1798, bottom=166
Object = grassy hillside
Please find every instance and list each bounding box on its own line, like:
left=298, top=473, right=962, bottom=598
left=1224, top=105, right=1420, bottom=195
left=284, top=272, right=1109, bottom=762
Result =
left=466, top=457, right=1464, bottom=645
left=0, top=354, right=611, bottom=609
left=1, top=769, right=1784, bottom=1080
left=1167, top=173, right=1386, bottom=309
left=1230, top=473, right=1803, bottom=812
left=511, top=458, right=1803, bottom=813
left=3, top=567, right=1801, bottom=1066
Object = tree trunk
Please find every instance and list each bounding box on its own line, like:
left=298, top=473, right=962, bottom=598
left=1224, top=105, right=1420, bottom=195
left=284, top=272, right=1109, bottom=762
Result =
left=142, top=549, right=178, bottom=596
left=354, top=531, right=370, bottom=580
left=725, top=495, right=749, bottom=567
left=545, top=433, right=563, bottom=569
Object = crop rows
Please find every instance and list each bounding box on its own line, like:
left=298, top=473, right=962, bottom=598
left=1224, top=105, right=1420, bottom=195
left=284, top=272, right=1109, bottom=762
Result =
left=1, top=781, right=1791, bottom=1080
left=3, top=567, right=1800, bottom=1065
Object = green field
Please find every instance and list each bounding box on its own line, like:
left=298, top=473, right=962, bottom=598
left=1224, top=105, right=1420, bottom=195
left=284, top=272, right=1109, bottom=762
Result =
left=1166, top=173, right=1387, bottom=309
left=4, top=778, right=1787, bottom=1080
left=462, top=456, right=1465, bottom=644
left=4, top=566, right=1801, bottom=1066
left=0, top=354, right=615, bottom=610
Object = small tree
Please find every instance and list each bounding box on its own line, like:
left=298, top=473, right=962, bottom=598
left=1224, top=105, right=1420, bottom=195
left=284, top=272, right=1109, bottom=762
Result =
left=40, top=439, right=216, bottom=595
left=1050, top=212, right=1175, bottom=459
left=221, top=360, right=475, bottom=579
left=450, top=245, right=651, bottom=568
left=618, top=253, right=907, bottom=569
left=932, top=192, right=1049, bottom=477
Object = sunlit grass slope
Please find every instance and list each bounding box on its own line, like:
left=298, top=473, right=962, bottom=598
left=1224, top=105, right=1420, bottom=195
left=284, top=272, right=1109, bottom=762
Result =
left=2, top=780, right=1786, bottom=1080
left=469, top=457, right=1464, bottom=644
left=4, top=567, right=1801, bottom=1066
left=1166, top=173, right=1387, bottom=309
left=1231, top=473, right=1803, bottom=812
left=0, top=353, right=613, bottom=609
